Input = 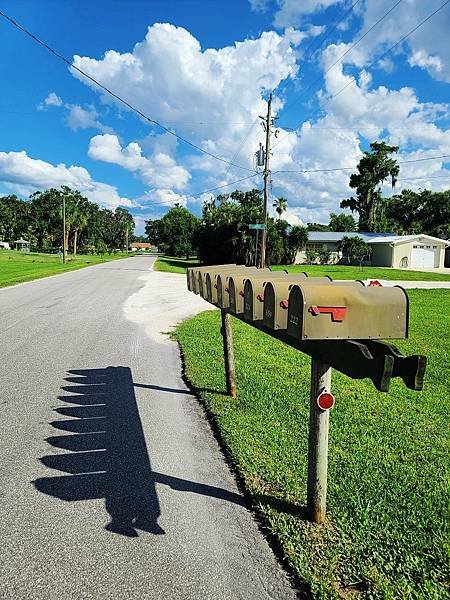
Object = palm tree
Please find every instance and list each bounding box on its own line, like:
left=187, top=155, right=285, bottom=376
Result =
left=273, top=197, right=287, bottom=219
left=287, top=225, right=308, bottom=264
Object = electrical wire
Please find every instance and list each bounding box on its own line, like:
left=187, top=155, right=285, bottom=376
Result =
left=275, top=0, right=362, bottom=98
left=0, top=9, right=256, bottom=173
left=328, top=0, right=450, bottom=102
left=272, top=154, right=450, bottom=175
left=272, top=0, right=404, bottom=151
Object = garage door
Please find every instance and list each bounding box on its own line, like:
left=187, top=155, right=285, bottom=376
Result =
left=411, top=244, right=439, bottom=268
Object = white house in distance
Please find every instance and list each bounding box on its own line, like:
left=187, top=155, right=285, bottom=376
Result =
left=296, top=232, right=449, bottom=269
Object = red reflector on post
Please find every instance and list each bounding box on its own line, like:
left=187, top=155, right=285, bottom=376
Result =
left=317, top=391, right=335, bottom=411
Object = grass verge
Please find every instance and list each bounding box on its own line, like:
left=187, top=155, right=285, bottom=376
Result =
left=0, top=250, right=132, bottom=288
left=154, top=255, right=200, bottom=274
left=174, top=289, right=449, bottom=599
left=155, top=256, right=449, bottom=281
left=272, top=264, right=450, bottom=281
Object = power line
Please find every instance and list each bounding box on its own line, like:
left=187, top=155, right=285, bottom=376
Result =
left=0, top=9, right=256, bottom=174
left=272, top=154, right=450, bottom=175
left=179, top=173, right=261, bottom=201
left=272, top=0, right=404, bottom=151
left=275, top=0, right=362, bottom=97
left=329, top=0, right=450, bottom=102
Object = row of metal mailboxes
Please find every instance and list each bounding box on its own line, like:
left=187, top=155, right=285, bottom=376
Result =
left=187, top=264, right=409, bottom=340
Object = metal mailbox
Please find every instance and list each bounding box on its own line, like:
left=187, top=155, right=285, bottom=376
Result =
left=228, top=269, right=272, bottom=314
left=263, top=278, right=363, bottom=331
left=286, top=283, right=409, bottom=340
left=243, top=271, right=296, bottom=322
left=206, top=266, right=259, bottom=305
left=191, top=264, right=237, bottom=297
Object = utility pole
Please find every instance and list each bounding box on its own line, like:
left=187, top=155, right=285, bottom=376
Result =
left=260, top=93, right=272, bottom=269
left=62, top=193, right=66, bottom=264
left=125, top=227, right=129, bottom=253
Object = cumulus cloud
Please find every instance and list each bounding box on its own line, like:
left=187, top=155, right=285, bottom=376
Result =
left=267, top=46, right=450, bottom=223
left=88, top=133, right=191, bottom=189
left=315, top=1, right=450, bottom=83
left=65, top=19, right=450, bottom=224
left=37, top=92, right=112, bottom=133
left=37, top=92, right=63, bottom=110
left=249, top=0, right=349, bottom=28
left=137, top=188, right=187, bottom=208
left=66, top=104, right=113, bottom=133
left=0, top=150, right=132, bottom=209
left=71, top=23, right=314, bottom=175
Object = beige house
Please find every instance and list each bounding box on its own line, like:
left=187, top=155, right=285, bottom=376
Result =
left=296, top=232, right=449, bottom=269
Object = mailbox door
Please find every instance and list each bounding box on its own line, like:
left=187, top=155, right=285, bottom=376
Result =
left=216, top=274, right=228, bottom=308
left=207, top=266, right=259, bottom=305
left=228, top=277, right=238, bottom=313
left=263, top=276, right=325, bottom=330
left=205, top=273, right=215, bottom=303
left=243, top=272, right=295, bottom=322
left=287, top=284, right=409, bottom=340
left=228, top=269, right=272, bottom=315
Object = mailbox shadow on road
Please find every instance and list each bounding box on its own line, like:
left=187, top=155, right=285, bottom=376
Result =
left=33, top=366, right=248, bottom=537
left=34, top=366, right=164, bottom=538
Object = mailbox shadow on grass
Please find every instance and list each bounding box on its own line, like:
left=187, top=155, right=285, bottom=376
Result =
left=33, top=366, right=246, bottom=538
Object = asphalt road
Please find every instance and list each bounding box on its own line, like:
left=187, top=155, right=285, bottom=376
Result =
left=0, top=256, right=297, bottom=600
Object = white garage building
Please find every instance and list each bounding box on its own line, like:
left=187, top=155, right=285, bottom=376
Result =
left=296, top=232, right=449, bottom=269
left=369, top=234, right=448, bottom=269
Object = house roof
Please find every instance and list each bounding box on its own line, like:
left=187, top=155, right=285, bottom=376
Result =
left=307, top=231, right=393, bottom=243
left=130, top=242, right=151, bottom=248
left=307, top=231, right=450, bottom=246
left=367, top=234, right=450, bottom=246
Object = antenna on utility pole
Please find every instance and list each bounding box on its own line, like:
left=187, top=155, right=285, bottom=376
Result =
left=259, top=93, right=273, bottom=269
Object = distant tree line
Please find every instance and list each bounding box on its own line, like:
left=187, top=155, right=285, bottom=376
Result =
left=0, top=186, right=135, bottom=254
left=145, top=189, right=309, bottom=265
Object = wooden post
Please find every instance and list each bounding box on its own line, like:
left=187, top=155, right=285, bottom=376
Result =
left=307, top=358, right=331, bottom=524
left=221, top=309, right=237, bottom=398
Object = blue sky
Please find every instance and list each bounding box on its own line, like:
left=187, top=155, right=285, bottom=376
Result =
left=0, top=0, right=449, bottom=233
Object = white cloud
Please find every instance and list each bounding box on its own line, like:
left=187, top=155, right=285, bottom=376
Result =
left=37, top=92, right=63, bottom=110
left=37, top=92, right=112, bottom=133
left=274, top=0, right=342, bottom=29
left=0, top=149, right=132, bottom=209
left=71, top=23, right=310, bottom=174
left=267, top=48, right=450, bottom=222
left=66, top=20, right=450, bottom=224
left=336, top=1, right=450, bottom=83
left=66, top=104, right=113, bottom=134
left=88, top=133, right=191, bottom=189
left=138, top=188, right=187, bottom=208
left=248, top=0, right=347, bottom=29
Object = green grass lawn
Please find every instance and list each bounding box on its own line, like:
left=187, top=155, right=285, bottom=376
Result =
left=153, top=255, right=200, bottom=274
left=155, top=256, right=449, bottom=281
left=271, top=263, right=450, bottom=281
left=0, top=250, right=132, bottom=288
left=175, top=289, right=449, bottom=599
